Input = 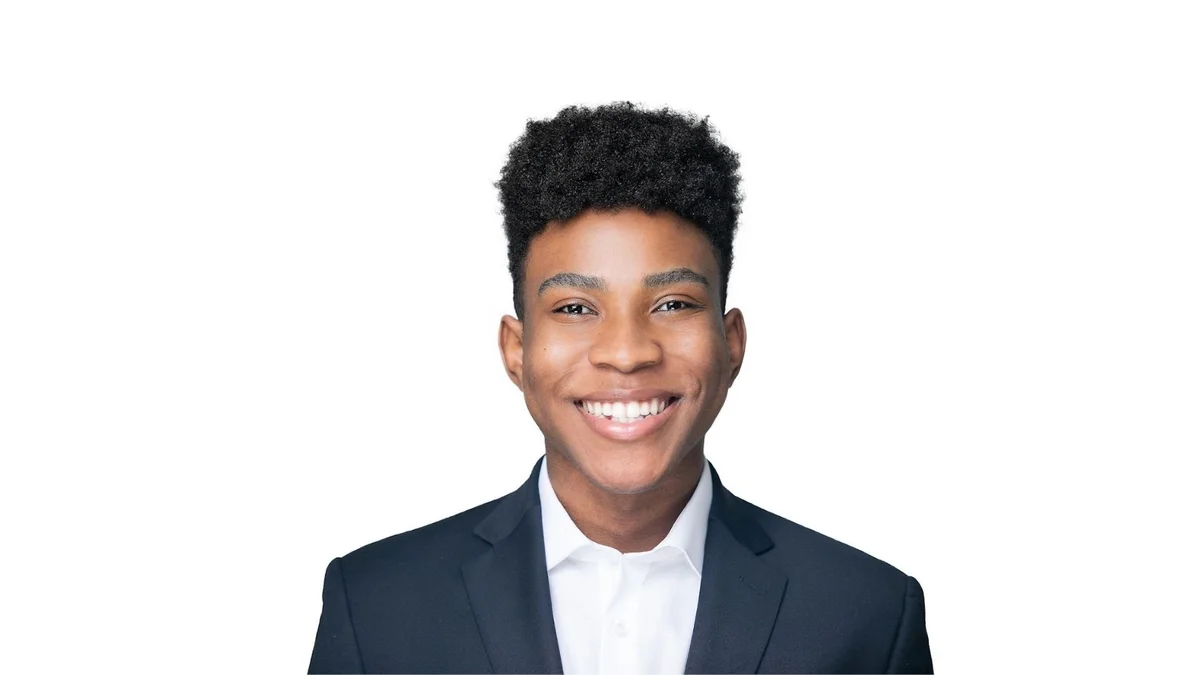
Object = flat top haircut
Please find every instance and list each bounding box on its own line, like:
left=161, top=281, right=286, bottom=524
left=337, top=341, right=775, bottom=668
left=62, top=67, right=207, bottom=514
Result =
left=497, top=102, right=743, bottom=318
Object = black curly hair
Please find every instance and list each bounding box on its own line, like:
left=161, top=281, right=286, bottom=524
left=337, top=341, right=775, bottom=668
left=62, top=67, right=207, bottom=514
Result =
left=497, top=102, right=743, bottom=319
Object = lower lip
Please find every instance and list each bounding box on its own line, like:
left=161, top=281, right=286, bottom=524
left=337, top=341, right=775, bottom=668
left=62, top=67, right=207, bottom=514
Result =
left=575, top=399, right=679, bottom=441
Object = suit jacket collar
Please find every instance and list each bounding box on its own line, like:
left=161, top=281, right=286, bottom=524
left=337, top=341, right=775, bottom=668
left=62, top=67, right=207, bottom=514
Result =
left=462, top=459, right=562, bottom=674
left=462, top=456, right=788, bottom=674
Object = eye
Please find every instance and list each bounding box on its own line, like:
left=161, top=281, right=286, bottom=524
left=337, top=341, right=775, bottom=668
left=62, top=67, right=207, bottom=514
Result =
left=554, top=303, right=596, bottom=316
left=654, top=299, right=697, bottom=312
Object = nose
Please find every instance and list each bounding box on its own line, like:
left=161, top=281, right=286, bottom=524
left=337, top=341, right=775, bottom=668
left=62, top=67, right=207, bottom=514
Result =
left=588, top=312, right=663, bottom=373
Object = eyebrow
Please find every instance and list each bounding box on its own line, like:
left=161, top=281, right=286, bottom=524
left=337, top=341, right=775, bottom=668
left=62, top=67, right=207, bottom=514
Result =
left=537, top=267, right=710, bottom=296
left=644, top=267, right=710, bottom=289
left=537, top=272, right=606, bottom=296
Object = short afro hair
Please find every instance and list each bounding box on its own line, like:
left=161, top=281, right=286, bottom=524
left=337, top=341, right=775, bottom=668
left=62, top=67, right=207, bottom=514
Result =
left=497, top=102, right=742, bottom=318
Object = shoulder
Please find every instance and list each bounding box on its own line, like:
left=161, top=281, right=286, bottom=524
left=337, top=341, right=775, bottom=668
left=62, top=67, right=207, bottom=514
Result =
left=734, top=493, right=914, bottom=600
left=336, top=496, right=501, bottom=583
left=330, top=461, right=543, bottom=590
left=723, top=492, right=931, bottom=670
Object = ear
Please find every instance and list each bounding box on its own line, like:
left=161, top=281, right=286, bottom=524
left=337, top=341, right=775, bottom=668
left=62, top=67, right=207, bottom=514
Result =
left=498, top=315, right=525, bottom=390
left=723, top=308, right=747, bottom=384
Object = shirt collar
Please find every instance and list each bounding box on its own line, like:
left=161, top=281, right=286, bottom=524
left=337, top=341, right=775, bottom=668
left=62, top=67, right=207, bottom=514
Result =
left=539, top=456, right=713, bottom=576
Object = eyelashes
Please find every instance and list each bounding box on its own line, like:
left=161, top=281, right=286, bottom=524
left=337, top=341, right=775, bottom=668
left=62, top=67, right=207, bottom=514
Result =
left=554, top=303, right=596, bottom=315
left=552, top=300, right=700, bottom=316
left=654, top=299, right=697, bottom=312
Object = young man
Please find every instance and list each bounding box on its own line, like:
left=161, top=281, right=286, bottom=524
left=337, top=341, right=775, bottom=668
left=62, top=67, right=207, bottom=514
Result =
left=308, top=103, right=933, bottom=674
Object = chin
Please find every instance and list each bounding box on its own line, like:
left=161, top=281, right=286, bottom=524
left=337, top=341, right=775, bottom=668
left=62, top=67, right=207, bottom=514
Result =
left=574, top=446, right=674, bottom=495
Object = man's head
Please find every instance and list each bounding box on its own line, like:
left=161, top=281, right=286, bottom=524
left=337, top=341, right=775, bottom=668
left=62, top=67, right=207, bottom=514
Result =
left=497, top=103, right=746, bottom=495
left=498, top=102, right=742, bottom=319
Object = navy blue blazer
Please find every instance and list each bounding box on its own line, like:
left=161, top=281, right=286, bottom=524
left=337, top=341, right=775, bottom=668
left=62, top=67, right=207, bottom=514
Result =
left=309, top=458, right=933, bottom=673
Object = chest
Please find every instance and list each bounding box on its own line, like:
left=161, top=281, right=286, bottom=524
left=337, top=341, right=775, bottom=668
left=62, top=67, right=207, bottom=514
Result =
left=547, top=556, right=701, bottom=674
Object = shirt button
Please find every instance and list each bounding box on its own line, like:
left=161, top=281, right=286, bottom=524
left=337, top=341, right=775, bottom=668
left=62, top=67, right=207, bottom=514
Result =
left=614, top=620, right=629, bottom=637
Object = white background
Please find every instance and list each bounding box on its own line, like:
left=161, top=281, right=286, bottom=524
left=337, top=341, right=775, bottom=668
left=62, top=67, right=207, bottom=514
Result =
left=2, top=2, right=1197, bottom=672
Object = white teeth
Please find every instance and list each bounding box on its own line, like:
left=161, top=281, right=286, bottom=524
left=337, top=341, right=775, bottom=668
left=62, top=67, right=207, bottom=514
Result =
left=580, top=398, right=673, bottom=421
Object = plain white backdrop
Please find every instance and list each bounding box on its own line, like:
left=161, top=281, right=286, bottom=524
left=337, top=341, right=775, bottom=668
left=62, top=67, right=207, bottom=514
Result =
left=2, top=2, right=1197, bottom=672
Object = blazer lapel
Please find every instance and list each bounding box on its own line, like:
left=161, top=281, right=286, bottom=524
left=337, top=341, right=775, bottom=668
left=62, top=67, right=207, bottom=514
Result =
left=685, top=464, right=788, bottom=674
left=461, top=458, right=564, bottom=674
left=460, top=459, right=786, bottom=674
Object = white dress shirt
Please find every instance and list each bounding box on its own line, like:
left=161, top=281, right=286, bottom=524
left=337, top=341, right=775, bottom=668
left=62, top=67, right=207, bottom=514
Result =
left=539, top=458, right=713, bottom=675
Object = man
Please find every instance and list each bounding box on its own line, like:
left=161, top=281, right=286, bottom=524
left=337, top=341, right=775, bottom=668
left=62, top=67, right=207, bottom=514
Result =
left=308, top=103, right=934, bottom=674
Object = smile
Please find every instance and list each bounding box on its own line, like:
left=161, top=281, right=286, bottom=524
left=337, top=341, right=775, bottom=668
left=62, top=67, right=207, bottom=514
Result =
left=573, top=396, right=680, bottom=441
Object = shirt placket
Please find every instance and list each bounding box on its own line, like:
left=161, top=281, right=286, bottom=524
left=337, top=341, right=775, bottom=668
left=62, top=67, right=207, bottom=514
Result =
left=599, top=555, right=652, bottom=675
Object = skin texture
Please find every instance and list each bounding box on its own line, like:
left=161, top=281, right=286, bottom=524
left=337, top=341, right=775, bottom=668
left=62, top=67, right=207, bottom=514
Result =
left=499, top=208, right=746, bottom=552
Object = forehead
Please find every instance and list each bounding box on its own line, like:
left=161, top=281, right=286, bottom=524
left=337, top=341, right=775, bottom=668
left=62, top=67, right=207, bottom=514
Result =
left=525, top=209, right=719, bottom=286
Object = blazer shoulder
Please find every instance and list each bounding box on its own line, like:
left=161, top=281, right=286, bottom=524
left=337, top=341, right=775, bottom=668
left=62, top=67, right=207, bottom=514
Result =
left=337, top=495, right=502, bottom=579
left=738, top=496, right=913, bottom=588
left=723, top=494, right=933, bottom=672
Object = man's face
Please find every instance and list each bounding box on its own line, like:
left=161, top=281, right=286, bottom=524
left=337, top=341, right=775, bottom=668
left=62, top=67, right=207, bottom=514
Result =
left=499, top=208, right=746, bottom=494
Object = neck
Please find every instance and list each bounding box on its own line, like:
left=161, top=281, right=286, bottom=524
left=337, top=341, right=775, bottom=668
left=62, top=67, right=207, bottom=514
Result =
left=545, top=445, right=706, bottom=554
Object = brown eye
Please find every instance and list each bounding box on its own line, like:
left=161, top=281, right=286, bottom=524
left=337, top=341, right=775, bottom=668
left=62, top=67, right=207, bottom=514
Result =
left=654, top=300, right=694, bottom=312
left=555, top=303, right=595, bottom=315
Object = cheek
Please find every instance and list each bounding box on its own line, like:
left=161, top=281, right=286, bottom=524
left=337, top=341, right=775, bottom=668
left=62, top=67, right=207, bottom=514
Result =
left=525, top=327, right=589, bottom=393
left=667, top=329, right=728, bottom=388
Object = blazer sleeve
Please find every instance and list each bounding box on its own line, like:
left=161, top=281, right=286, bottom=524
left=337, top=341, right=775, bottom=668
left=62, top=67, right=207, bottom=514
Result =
left=309, top=557, right=365, bottom=674
left=885, top=575, right=934, bottom=674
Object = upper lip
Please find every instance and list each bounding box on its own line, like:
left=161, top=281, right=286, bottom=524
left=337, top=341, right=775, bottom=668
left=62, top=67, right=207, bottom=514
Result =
left=574, top=388, right=681, bottom=402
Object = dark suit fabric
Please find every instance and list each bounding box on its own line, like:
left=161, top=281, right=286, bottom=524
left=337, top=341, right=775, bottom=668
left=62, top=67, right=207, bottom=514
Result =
left=309, top=459, right=933, bottom=674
